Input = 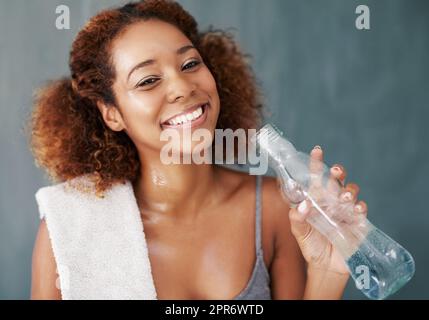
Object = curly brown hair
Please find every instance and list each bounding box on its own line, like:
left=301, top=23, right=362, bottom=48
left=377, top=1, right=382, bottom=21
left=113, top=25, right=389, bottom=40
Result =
left=28, top=0, right=265, bottom=195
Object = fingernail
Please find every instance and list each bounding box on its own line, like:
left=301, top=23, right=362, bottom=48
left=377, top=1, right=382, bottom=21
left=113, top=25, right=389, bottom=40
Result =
left=342, top=192, right=352, bottom=201
left=355, top=204, right=363, bottom=212
left=313, top=145, right=322, bottom=150
left=298, top=200, right=308, bottom=213
left=332, top=166, right=342, bottom=173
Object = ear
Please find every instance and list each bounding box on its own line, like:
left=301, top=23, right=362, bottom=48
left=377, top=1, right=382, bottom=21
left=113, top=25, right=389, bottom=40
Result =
left=96, top=100, right=126, bottom=132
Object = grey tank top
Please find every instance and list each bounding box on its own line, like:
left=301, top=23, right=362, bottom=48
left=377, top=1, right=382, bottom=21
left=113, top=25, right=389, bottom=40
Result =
left=233, top=175, right=272, bottom=300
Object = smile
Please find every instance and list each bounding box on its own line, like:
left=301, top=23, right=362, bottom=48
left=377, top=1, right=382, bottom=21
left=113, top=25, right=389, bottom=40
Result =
left=161, top=103, right=209, bottom=129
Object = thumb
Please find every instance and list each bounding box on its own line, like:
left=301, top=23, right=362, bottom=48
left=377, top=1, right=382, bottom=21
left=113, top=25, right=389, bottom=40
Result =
left=289, top=200, right=312, bottom=241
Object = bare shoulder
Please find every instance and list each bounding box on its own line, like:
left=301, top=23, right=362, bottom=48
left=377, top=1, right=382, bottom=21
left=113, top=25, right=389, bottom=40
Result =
left=259, top=176, right=296, bottom=259
left=223, top=171, right=290, bottom=222
left=215, top=167, right=292, bottom=250
left=260, top=175, right=291, bottom=226
left=259, top=176, right=307, bottom=299
left=31, top=219, right=62, bottom=300
left=224, top=171, right=306, bottom=299
left=214, top=166, right=291, bottom=240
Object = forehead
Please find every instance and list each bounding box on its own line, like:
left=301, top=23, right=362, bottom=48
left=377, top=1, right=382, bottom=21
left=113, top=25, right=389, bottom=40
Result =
left=111, top=19, right=191, bottom=76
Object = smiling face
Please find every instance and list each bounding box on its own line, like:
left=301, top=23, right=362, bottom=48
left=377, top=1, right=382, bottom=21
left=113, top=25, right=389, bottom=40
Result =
left=97, top=19, right=220, bottom=158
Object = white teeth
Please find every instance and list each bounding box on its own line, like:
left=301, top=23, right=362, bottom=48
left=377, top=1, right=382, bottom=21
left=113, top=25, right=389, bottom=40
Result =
left=165, top=105, right=205, bottom=126
left=194, top=107, right=202, bottom=117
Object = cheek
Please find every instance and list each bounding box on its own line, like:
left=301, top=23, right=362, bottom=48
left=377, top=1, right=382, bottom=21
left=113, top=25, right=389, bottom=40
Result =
left=125, top=94, right=160, bottom=120
left=117, top=93, right=163, bottom=146
left=201, top=69, right=218, bottom=97
left=199, top=69, right=220, bottom=114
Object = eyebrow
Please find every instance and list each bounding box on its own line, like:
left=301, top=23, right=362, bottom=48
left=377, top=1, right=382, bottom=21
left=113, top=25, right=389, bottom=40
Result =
left=127, top=44, right=196, bottom=82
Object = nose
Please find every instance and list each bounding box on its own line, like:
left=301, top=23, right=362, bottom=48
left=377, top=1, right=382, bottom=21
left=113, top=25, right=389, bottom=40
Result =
left=166, top=73, right=197, bottom=103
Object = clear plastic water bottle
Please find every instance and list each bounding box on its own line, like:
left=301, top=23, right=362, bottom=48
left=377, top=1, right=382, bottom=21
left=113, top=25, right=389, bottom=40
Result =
left=251, top=124, right=415, bottom=300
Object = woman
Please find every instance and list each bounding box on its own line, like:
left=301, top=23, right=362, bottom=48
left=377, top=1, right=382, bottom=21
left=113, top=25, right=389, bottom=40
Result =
left=29, top=0, right=367, bottom=300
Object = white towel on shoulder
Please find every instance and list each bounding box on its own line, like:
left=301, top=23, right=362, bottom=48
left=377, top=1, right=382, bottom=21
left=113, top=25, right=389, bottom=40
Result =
left=35, top=174, right=158, bottom=300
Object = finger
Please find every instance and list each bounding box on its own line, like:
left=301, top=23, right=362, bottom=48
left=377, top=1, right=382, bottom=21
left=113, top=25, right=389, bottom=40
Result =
left=289, top=200, right=312, bottom=240
left=353, top=200, right=368, bottom=216
left=330, top=164, right=347, bottom=186
left=309, top=146, right=324, bottom=189
left=327, top=165, right=344, bottom=196
left=339, top=182, right=360, bottom=203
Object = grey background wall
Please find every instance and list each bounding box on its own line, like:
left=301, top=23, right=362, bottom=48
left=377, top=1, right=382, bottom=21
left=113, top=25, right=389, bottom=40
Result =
left=0, top=0, right=428, bottom=299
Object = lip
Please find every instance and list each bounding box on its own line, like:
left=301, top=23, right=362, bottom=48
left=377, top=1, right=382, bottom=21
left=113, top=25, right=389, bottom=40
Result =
left=161, top=103, right=209, bottom=129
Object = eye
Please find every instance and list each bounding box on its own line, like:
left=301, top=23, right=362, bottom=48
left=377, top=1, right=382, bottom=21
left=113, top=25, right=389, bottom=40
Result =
left=182, top=60, right=201, bottom=71
left=137, top=77, right=160, bottom=88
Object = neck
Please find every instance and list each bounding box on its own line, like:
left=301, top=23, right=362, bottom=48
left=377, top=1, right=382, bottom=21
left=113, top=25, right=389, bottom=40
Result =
left=133, top=148, right=219, bottom=223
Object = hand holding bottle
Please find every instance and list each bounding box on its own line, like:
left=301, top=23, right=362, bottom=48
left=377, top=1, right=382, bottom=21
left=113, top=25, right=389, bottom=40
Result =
left=251, top=124, right=415, bottom=299
left=288, top=145, right=368, bottom=275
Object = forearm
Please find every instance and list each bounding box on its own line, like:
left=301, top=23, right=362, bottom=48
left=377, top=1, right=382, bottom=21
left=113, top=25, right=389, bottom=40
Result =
left=303, top=265, right=350, bottom=300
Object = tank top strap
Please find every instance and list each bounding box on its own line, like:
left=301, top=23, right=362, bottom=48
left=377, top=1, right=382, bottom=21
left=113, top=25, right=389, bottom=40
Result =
left=255, top=174, right=263, bottom=255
